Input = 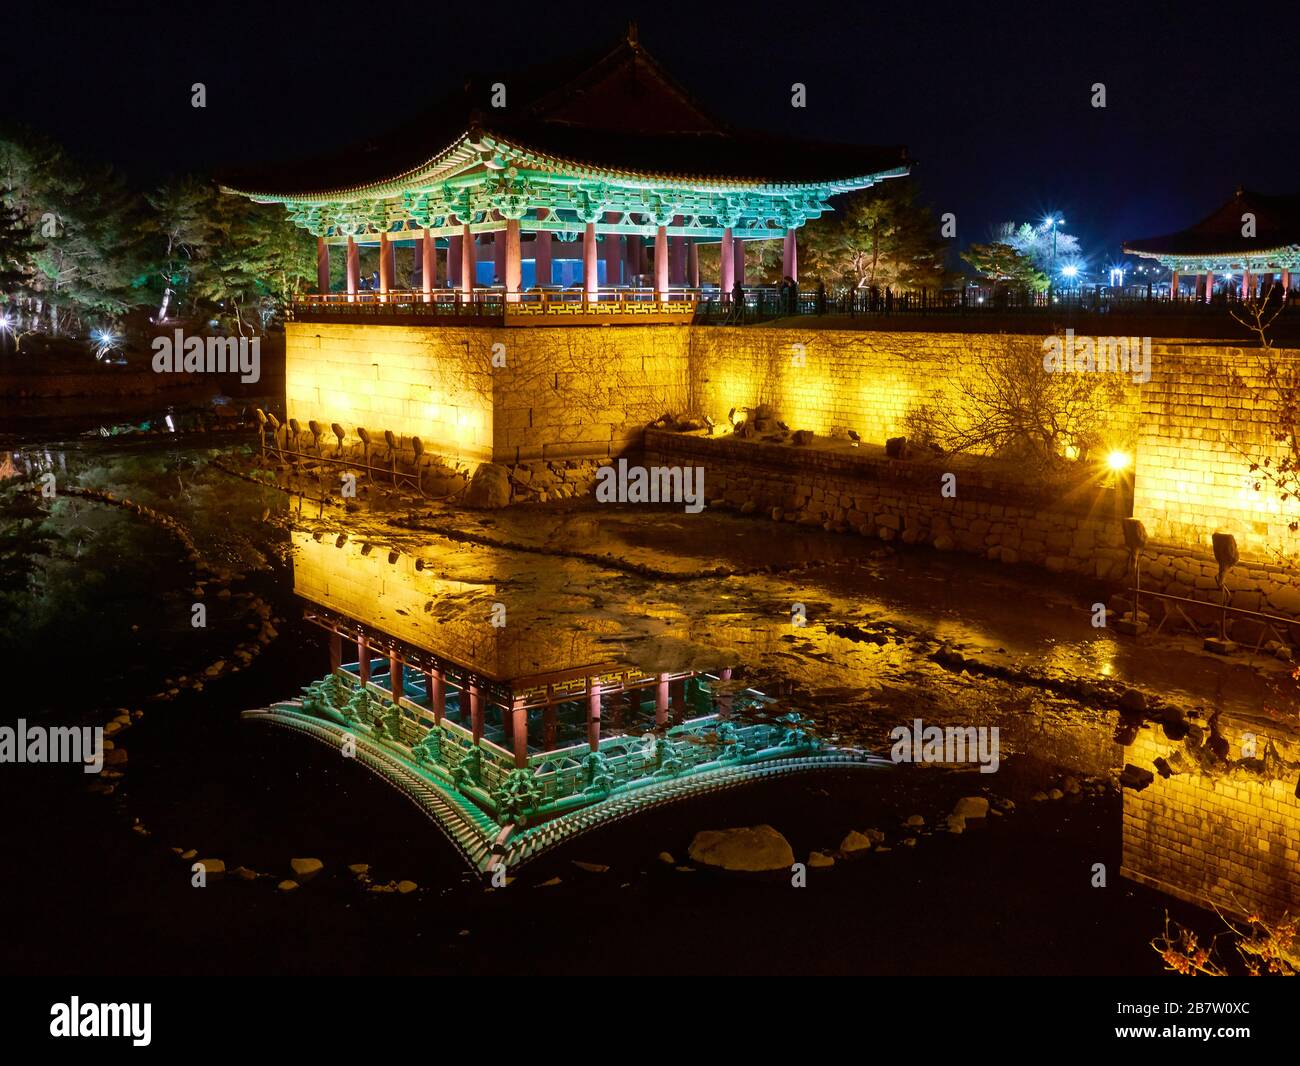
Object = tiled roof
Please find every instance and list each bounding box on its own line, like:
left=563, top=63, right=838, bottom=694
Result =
left=1124, top=188, right=1300, bottom=258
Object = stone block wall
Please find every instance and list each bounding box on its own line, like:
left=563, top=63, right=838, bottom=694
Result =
left=1121, top=718, right=1300, bottom=919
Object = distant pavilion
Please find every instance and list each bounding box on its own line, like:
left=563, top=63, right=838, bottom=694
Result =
left=1124, top=188, right=1300, bottom=301
left=222, top=25, right=908, bottom=310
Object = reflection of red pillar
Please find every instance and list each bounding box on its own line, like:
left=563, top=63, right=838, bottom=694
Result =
left=733, top=237, right=746, bottom=286
left=512, top=698, right=528, bottom=768
left=346, top=236, right=359, bottom=301
left=421, top=231, right=435, bottom=302
left=655, top=673, right=669, bottom=727
left=470, top=683, right=483, bottom=745
left=316, top=238, right=330, bottom=295
left=1204, top=271, right=1214, bottom=303
left=460, top=224, right=475, bottom=296
left=534, top=209, right=552, bottom=289
left=583, top=222, right=598, bottom=300
left=720, top=229, right=734, bottom=294
left=390, top=653, right=402, bottom=702
left=428, top=669, right=444, bottom=725
left=358, top=638, right=370, bottom=685
left=505, top=219, right=521, bottom=301
left=782, top=229, right=798, bottom=282
left=329, top=632, right=341, bottom=673
left=655, top=226, right=668, bottom=299
left=587, top=678, right=602, bottom=751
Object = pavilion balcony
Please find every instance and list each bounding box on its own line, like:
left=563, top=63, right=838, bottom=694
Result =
left=289, top=287, right=700, bottom=326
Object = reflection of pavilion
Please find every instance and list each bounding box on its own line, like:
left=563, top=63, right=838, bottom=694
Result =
left=243, top=531, right=882, bottom=872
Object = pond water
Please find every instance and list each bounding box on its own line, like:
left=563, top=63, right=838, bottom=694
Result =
left=3, top=416, right=1296, bottom=976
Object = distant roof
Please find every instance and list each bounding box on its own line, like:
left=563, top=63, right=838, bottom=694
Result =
left=222, top=26, right=908, bottom=200
left=1123, top=188, right=1300, bottom=259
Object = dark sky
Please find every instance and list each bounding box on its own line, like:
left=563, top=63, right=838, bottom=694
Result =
left=4, top=0, right=1297, bottom=267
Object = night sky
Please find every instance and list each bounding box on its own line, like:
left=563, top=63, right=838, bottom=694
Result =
left=4, top=0, right=1297, bottom=265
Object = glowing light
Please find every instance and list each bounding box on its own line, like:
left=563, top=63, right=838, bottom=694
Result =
left=0, top=314, right=11, bottom=331
left=1106, top=450, right=1131, bottom=472
left=1060, top=265, right=1079, bottom=279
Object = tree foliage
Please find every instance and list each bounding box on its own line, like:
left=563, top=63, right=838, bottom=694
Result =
left=962, top=241, right=1049, bottom=293
left=799, top=181, right=950, bottom=292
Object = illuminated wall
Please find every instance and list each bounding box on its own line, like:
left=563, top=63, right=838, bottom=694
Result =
left=286, top=322, right=495, bottom=462
left=1122, top=719, right=1300, bottom=919
left=1132, top=344, right=1300, bottom=558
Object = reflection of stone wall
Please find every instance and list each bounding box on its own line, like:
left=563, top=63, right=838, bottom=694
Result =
left=1121, top=721, right=1300, bottom=919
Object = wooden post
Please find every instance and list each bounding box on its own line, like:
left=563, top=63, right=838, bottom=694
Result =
left=448, top=229, right=462, bottom=291
left=505, top=219, right=521, bottom=301
left=378, top=232, right=392, bottom=301
left=346, top=237, right=359, bottom=301
left=720, top=229, right=734, bottom=295
left=427, top=669, right=444, bottom=724
left=511, top=697, right=528, bottom=768
left=655, top=225, right=669, bottom=300
left=316, top=238, right=330, bottom=295
left=583, top=222, right=598, bottom=301
left=390, top=652, right=402, bottom=702
left=689, top=242, right=699, bottom=288
left=655, top=673, right=669, bottom=727
left=669, top=215, right=686, bottom=285
left=358, top=637, right=370, bottom=686
left=422, top=231, right=435, bottom=302
left=1169, top=269, right=1179, bottom=299
left=470, top=683, right=483, bottom=745
left=587, top=677, right=602, bottom=751
left=782, top=229, right=798, bottom=282
left=1204, top=270, right=1214, bottom=303
left=461, top=224, right=475, bottom=296
left=604, top=211, right=622, bottom=290
left=733, top=237, right=746, bottom=287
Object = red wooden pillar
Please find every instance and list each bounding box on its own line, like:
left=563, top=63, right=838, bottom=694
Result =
left=782, top=229, right=798, bottom=282
left=655, top=225, right=669, bottom=299
left=1204, top=270, right=1214, bottom=303
left=469, top=683, right=484, bottom=745
left=534, top=209, right=552, bottom=289
left=358, top=637, right=370, bottom=686
left=655, top=673, right=669, bottom=727
left=1241, top=270, right=1251, bottom=299
left=378, top=232, right=392, bottom=301
left=492, top=222, right=506, bottom=286
left=427, top=669, right=444, bottom=725
left=587, top=677, right=602, bottom=751
left=346, top=236, right=359, bottom=301
left=733, top=237, right=746, bottom=287
left=329, top=632, right=342, bottom=673
left=511, top=697, right=528, bottom=768
left=720, top=229, right=734, bottom=295
left=504, top=219, right=521, bottom=301
left=583, top=222, right=598, bottom=301
left=1169, top=270, right=1179, bottom=299
left=689, top=242, right=699, bottom=288
left=1283, top=269, right=1292, bottom=299
left=316, top=238, right=330, bottom=295
left=603, top=211, right=622, bottom=290
left=460, top=224, right=475, bottom=296
left=543, top=685, right=557, bottom=749
left=421, top=231, right=436, bottom=302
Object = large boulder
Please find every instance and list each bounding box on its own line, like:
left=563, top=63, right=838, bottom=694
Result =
left=687, top=824, right=795, bottom=872
left=464, top=463, right=511, bottom=509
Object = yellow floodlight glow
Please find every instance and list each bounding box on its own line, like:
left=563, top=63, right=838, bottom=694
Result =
left=1106, top=450, right=1131, bottom=472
